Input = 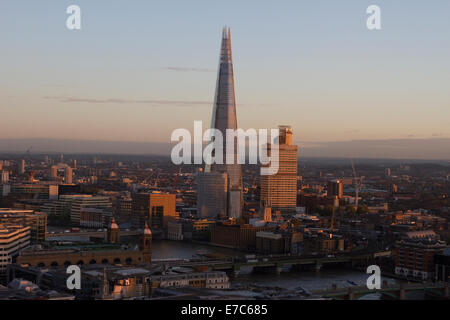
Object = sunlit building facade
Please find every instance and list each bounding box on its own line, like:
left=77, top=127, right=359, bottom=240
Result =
left=198, top=27, right=243, bottom=219
left=260, top=125, right=298, bottom=215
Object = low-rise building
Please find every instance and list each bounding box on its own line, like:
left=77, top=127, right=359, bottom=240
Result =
left=80, top=207, right=113, bottom=229
left=256, top=230, right=303, bottom=255
left=167, top=221, right=183, bottom=241
left=210, top=221, right=273, bottom=250
left=395, top=230, right=447, bottom=280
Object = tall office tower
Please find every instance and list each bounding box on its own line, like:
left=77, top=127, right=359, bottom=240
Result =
left=73, top=159, right=77, bottom=169
left=59, top=154, right=64, bottom=164
left=198, top=27, right=243, bottom=219
left=260, top=125, right=298, bottom=216
left=50, top=165, right=58, bottom=180
left=65, top=166, right=73, bottom=184
left=0, top=170, right=9, bottom=183
left=327, top=179, right=344, bottom=199
left=18, top=159, right=25, bottom=174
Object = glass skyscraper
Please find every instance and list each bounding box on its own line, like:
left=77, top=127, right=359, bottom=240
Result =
left=198, top=27, right=243, bottom=219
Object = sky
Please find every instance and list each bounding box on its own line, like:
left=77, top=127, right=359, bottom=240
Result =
left=1, top=1, right=450, bottom=158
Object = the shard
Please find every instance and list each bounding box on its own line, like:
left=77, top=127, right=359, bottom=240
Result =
left=198, top=27, right=243, bottom=219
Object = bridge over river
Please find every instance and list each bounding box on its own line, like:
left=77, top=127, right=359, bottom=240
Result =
left=153, top=250, right=392, bottom=276
left=310, top=282, right=450, bottom=300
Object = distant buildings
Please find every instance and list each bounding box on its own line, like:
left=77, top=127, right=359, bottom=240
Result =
left=64, top=167, right=73, bottom=184
left=80, top=207, right=113, bottom=229
left=50, top=166, right=58, bottom=180
left=327, top=179, right=344, bottom=199
left=18, top=159, right=25, bottom=175
left=260, top=125, right=298, bottom=215
left=116, top=197, right=132, bottom=224
left=0, top=170, right=9, bottom=184
left=69, top=195, right=112, bottom=225
left=41, top=194, right=113, bottom=225
left=1, top=184, right=59, bottom=206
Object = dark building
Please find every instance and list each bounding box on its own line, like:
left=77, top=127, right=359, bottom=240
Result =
left=435, top=248, right=450, bottom=283
left=210, top=221, right=273, bottom=250
left=327, top=180, right=344, bottom=199
left=117, top=197, right=132, bottom=224
left=255, top=230, right=303, bottom=255
left=131, top=193, right=176, bottom=230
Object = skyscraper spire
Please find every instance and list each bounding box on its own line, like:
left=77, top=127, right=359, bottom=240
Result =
left=204, top=27, right=243, bottom=218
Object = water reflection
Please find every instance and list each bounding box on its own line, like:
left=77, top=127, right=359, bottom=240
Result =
left=152, top=240, right=399, bottom=297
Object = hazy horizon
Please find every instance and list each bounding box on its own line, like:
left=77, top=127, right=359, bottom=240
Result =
left=1, top=137, right=450, bottom=161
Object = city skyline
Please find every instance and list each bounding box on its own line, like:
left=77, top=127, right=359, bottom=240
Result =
left=1, top=1, right=450, bottom=159
left=1, top=0, right=450, bottom=305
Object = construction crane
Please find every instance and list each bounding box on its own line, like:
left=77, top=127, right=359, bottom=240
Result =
left=173, top=167, right=178, bottom=192
left=351, top=159, right=362, bottom=210
left=152, top=170, right=161, bottom=188
left=25, top=146, right=32, bottom=159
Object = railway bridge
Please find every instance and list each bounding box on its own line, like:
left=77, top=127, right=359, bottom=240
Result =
left=311, top=282, right=450, bottom=300
left=154, top=251, right=390, bottom=277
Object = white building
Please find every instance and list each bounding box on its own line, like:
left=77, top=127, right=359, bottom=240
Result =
left=0, top=224, right=30, bottom=274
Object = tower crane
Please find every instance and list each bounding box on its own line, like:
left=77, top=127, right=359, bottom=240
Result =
left=351, top=159, right=362, bottom=210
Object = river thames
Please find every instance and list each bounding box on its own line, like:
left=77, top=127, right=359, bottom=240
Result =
left=152, top=240, right=401, bottom=299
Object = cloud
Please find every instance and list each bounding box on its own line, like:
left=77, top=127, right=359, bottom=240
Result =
left=43, top=96, right=211, bottom=107
left=432, top=133, right=446, bottom=138
left=163, top=66, right=215, bottom=73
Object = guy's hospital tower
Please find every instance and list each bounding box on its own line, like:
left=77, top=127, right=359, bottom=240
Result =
left=197, top=27, right=243, bottom=219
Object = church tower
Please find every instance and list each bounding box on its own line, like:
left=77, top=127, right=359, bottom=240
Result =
left=140, top=222, right=152, bottom=263
left=107, top=217, right=119, bottom=244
